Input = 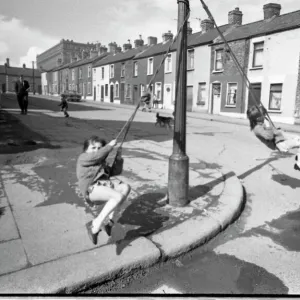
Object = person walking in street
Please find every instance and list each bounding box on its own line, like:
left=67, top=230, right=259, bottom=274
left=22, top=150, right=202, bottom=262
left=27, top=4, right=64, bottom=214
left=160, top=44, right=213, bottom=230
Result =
left=15, top=74, right=30, bottom=114
left=58, top=94, right=69, bottom=117
left=76, top=136, right=131, bottom=245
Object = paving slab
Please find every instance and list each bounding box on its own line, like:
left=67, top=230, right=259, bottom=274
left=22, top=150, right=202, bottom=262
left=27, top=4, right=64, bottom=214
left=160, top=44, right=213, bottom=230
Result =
left=0, top=237, right=160, bottom=294
left=0, top=240, right=28, bottom=276
left=0, top=206, right=19, bottom=242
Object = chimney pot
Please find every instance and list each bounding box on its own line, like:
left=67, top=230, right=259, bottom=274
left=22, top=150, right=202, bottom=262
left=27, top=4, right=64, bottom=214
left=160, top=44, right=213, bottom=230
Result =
left=200, top=19, right=214, bottom=33
left=162, top=31, right=174, bottom=43
left=263, top=3, right=281, bottom=19
left=228, top=7, right=243, bottom=25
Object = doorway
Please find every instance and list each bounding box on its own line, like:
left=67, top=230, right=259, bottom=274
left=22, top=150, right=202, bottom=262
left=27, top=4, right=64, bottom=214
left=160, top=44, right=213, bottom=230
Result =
left=94, top=87, right=96, bottom=101
left=187, top=86, right=193, bottom=112
left=110, top=84, right=114, bottom=103
left=248, top=83, right=262, bottom=108
left=101, top=85, right=104, bottom=102
left=120, top=83, right=125, bottom=103
left=211, top=83, right=221, bottom=114
left=164, top=84, right=172, bottom=108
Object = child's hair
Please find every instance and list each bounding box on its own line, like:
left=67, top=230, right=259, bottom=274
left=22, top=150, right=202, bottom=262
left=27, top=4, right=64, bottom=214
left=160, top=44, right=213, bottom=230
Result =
left=83, top=135, right=107, bottom=152
left=246, top=105, right=266, bottom=130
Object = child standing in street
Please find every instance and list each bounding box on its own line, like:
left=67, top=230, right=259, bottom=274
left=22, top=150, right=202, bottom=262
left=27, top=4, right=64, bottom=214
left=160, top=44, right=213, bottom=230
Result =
left=58, top=95, right=69, bottom=117
left=76, top=136, right=131, bottom=245
left=247, top=105, right=300, bottom=171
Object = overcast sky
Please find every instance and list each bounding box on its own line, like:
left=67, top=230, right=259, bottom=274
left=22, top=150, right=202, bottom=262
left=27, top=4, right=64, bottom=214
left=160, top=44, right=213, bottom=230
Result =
left=0, top=0, right=299, bottom=67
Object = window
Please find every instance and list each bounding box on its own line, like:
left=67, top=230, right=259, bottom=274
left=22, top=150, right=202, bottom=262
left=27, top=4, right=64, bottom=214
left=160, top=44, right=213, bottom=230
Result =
left=269, top=84, right=282, bottom=111
left=88, top=82, right=92, bottom=94
left=115, top=82, right=119, bottom=97
left=133, top=61, right=138, bottom=77
left=101, top=67, right=105, bottom=79
left=69, top=84, right=72, bottom=90
left=121, top=63, right=125, bottom=77
left=79, top=68, right=82, bottom=79
left=105, top=84, right=108, bottom=96
left=197, top=82, right=206, bottom=105
left=214, top=49, right=223, bottom=71
left=165, top=54, right=172, bottom=73
left=97, top=85, right=100, bottom=95
left=226, top=83, right=237, bottom=106
left=110, top=64, right=114, bottom=78
left=252, top=42, right=264, bottom=68
left=78, top=83, right=81, bottom=94
left=125, top=84, right=131, bottom=98
left=93, top=68, right=96, bottom=79
left=155, top=82, right=162, bottom=100
left=187, top=50, right=194, bottom=70
left=146, top=84, right=153, bottom=93
left=72, top=69, right=75, bottom=80
left=147, top=57, right=153, bottom=75
left=88, top=66, right=92, bottom=78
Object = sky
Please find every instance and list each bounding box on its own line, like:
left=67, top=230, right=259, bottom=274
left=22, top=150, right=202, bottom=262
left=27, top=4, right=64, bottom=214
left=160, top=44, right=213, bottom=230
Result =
left=0, top=0, right=299, bottom=68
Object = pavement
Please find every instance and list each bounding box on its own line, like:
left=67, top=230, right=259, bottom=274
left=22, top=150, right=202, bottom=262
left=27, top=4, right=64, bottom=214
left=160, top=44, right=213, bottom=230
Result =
left=0, top=94, right=244, bottom=294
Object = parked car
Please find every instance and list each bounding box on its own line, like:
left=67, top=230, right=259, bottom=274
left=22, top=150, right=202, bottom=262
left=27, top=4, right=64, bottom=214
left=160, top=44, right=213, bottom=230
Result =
left=61, top=91, right=82, bottom=102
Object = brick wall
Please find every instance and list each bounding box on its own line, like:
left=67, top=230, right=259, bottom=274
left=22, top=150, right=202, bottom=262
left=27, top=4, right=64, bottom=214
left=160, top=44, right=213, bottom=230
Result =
left=210, top=39, right=250, bottom=113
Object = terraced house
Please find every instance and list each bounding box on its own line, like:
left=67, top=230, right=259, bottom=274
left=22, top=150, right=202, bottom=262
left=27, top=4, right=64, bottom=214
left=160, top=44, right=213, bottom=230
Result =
left=210, top=3, right=300, bottom=124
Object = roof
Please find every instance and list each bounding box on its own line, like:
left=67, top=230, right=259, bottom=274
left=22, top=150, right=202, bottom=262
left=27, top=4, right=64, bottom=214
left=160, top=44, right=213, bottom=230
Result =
left=134, top=24, right=230, bottom=59
left=0, top=65, right=41, bottom=77
left=188, top=24, right=231, bottom=47
left=93, top=46, right=148, bottom=67
left=212, top=9, right=300, bottom=45
left=70, top=52, right=109, bottom=68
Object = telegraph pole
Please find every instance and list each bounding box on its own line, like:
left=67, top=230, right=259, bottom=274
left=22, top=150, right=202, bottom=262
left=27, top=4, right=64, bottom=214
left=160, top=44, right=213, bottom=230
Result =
left=32, top=61, right=35, bottom=94
left=168, top=0, right=189, bottom=207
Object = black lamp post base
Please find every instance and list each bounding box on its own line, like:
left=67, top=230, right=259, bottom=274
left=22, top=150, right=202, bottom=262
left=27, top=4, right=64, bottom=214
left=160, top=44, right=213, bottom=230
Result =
left=168, top=154, right=189, bottom=207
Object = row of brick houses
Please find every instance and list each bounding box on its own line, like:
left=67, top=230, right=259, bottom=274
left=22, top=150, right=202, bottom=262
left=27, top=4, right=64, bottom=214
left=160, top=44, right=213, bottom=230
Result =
left=41, top=3, right=300, bottom=124
left=0, top=58, right=42, bottom=94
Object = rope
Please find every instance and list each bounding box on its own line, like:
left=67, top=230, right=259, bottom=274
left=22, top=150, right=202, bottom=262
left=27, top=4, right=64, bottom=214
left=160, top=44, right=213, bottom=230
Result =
left=199, top=0, right=276, bottom=129
left=110, top=6, right=191, bottom=168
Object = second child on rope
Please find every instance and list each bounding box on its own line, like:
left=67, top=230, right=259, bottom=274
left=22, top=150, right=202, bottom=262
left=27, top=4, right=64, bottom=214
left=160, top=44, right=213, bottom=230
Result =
left=76, top=136, right=131, bottom=245
left=247, top=105, right=300, bottom=171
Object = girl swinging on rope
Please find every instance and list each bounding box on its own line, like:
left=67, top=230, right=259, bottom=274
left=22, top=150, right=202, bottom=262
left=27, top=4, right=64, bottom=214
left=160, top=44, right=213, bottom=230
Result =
left=76, top=136, right=131, bottom=245
left=247, top=105, right=300, bottom=171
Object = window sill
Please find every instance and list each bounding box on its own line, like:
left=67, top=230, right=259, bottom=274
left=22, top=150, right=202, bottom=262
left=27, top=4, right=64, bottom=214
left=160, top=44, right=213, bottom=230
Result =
left=267, top=109, right=282, bottom=114
left=225, top=105, right=236, bottom=108
left=165, top=71, right=172, bottom=74
left=147, top=74, right=153, bottom=76
left=249, top=67, right=263, bottom=71
left=187, top=68, right=194, bottom=72
left=212, top=70, right=224, bottom=74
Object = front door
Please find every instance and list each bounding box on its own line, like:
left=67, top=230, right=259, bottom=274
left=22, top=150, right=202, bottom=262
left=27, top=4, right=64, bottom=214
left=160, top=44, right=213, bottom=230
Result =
left=187, top=86, right=193, bottom=112
left=94, top=87, right=96, bottom=101
left=248, top=83, right=261, bottom=108
left=211, top=83, right=221, bottom=114
left=164, top=84, right=172, bottom=109
left=83, top=83, right=86, bottom=99
left=110, top=84, right=114, bottom=103
left=120, top=83, right=125, bottom=103
left=101, top=85, right=104, bottom=101
left=133, top=85, right=138, bottom=104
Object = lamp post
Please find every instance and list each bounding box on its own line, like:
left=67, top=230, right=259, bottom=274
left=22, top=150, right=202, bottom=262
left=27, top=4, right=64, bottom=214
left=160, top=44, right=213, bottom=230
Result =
left=168, top=0, right=189, bottom=207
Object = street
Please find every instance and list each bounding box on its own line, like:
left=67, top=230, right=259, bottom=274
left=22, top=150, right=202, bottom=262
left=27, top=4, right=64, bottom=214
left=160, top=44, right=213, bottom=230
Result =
left=1, top=94, right=300, bottom=294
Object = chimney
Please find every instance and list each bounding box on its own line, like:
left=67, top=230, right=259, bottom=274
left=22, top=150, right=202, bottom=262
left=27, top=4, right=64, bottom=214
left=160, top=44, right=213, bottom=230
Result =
left=82, top=50, right=89, bottom=59
left=162, top=30, right=174, bottom=43
left=23, top=63, right=26, bottom=69
left=98, top=45, right=108, bottom=55
left=201, top=19, right=214, bottom=33
left=116, top=46, right=122, bottom=53
left=71, top=57, right=78, bottom=63
left=90, top=49, right=98, bottom=58
left=187, top=22, right=193, bottom=35
left=6, top=58, right=10, bottom=67
left=134, top=35, right=144, bottom=48
left=147, top=36, right=158, bottom=46
left=228, top=7, right=243, bottom=25
left=123, top=39, right=133, bottom=51
left=108, top=42, right=118, bottom=54
left=263, top=3, right=281, bottom=20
